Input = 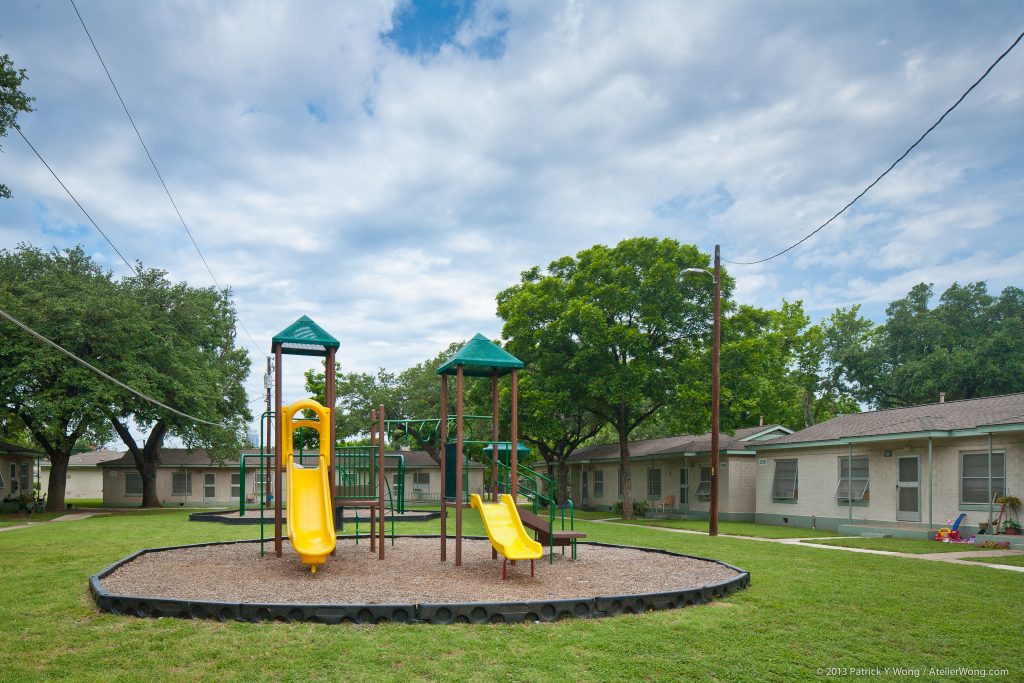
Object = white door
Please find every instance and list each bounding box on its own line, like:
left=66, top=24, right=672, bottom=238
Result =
left=896, top=456, right=920, bottom=522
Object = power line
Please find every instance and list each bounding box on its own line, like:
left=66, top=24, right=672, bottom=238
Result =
left=0, top=307, right=235, bottom=429
left=14, top=125, right=138, bottom=276
left=724, top=29, right=1024, bottom=267
left=68, top=0, right=262, bottom=355
left=15, top=126, right=258, bottom=407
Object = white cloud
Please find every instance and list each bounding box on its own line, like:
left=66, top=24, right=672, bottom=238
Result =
left=2, top=0, right=1023, bottom=435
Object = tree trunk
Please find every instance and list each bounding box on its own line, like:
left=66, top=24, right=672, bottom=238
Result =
left=44, top=451, right=70, bottom=512
left=140, top=455, right=160, bottom=508
left=556, top=460, right=569, bottom=506
left=111, top=417, right=167, bottom=508
left=617, top=407, right=633, bottom=520
left=802, top=391, right=813, bottom=428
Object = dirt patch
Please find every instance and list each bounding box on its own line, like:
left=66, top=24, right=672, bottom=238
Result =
left=100, top=538, right=738, bottom=605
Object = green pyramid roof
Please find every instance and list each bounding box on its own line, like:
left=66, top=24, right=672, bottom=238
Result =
left=271, top=315, right=340, bottom=357
left=436, top=333, right=525, bottom=377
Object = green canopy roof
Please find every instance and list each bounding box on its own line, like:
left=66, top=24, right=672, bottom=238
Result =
left=482, top=442, right=531, bottom=456
left=271, top=315, right=340, bottom=357
left=436, top=333, right=525, bottom=377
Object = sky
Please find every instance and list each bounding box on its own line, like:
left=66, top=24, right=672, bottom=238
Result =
left=1, top=0, right=1023, bottom=435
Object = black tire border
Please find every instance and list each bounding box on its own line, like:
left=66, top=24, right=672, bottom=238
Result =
left=90, top=535, right=750, bottom=625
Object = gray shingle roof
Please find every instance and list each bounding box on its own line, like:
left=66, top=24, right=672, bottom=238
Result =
left=567, top=425, right=787, bottom=463
left=764, top=393, right=1024, bottom=446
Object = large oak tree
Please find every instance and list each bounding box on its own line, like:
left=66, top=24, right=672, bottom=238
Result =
left=497, top=237, right=725, bottom=518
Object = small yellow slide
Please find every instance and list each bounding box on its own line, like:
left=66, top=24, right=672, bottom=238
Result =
left=470, top=493, right=543, bottom=578
left=282, top=399, right=336, bottom=573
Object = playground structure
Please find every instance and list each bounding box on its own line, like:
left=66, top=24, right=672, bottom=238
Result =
left=281, top=398, right=335, bottom=571
left=269, top=316, right=389, bottom=569
left=93, top=316, right=751, bottom=623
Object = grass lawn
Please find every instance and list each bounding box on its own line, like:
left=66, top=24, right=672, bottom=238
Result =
left=801, top=537, right=1002, bottom=554
left=609, top=518, right=840, bottom=539
left=961, top=554, right=1024, bottom=567
left=1, top=512, right=1021, bottom=681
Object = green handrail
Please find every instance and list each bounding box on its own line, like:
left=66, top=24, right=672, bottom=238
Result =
left=495, top=459, right=578, bottom=562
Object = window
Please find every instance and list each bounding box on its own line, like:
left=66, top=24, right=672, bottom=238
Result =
left=772, top=459, right=798, bottom=501
left=582, top=470, right=588, bottom=500
left=0, top=468, right=5, bottom=489
left=204, top=473, right=216, bottom=499
left=616, top=468, right=621, bottom=497
left=254, top=473, right=267, bottom=494
left=20, top=462, right=29, bottom=490
left=413, top=471, right=430, bottom=491
left=125, top=472, right=143, bottom=496
left=835, top=456, right=870, bottom=504
left=647, top=468, right=661, bottom=499
left=172, top=472, right=192, bottom=496
left=695, top=466, right=712, bottom=499
left=961, top=451, right=1005, bottom=504
left=679, top=467, right=688, bottom=505
left=593, top=470, right=604, bottom=497
left=230, top=474, right=241, bottom=499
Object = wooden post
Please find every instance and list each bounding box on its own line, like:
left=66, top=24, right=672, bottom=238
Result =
left=491, top=370, right=499, bottom=502
left=265, top=356, right=272, bottom=498
left=326, top=347, right=336, bottom=554
left=369, top=409, right=376, bottom=554
left=273, top=343, right=283, bottom=557
left=511, top=368, right=519, bottom=501
left=439, top=375, right=448, bottom=562
left=455, top=365, right=464, bottom=567
left=378, top=404, right=385, bottom=560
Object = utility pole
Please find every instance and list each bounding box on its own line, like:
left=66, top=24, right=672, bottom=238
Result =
left=709, top=244, right=721, bottom=537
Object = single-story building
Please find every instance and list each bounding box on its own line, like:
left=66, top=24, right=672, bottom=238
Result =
left=752, top=393, right=1024, bottom=535
left=1, top=440, right=40, bottom=504
left=96, top=447, right=486, bottom=508
left=567, top=424, right=793, bottom=519
left=39, top=451, right=122, bottom=500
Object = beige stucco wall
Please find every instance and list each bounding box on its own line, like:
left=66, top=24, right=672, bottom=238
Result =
left=40, top=466, right=105, bottom=500
left=398, top=468, right=486, bottom=501
left=103, top=464, right=486, bottom=507
left=755, top=433, right=1024, bottom=528
left=571, top=456, right=753, bottom=513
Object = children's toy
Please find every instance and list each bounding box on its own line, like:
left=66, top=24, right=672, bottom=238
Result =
left=935, top=513, right=967, bottom=542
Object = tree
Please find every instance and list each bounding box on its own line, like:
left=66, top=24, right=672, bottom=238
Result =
left=514, top=371, right=602, bottom=504
left=1, top=54, right=35, bottom=198
left=0, top=245, right=119, bottom=511
left=107, top=267, right=251, bottom=507
left=498, top=238, right=724, bottom=518
left=842, top=282, right=1024, bottom=408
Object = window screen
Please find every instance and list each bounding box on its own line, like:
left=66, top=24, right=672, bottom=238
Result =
left=835, top=456, right=869, bottom=502
left=772, top=459, right=798, bottom=500
left=961, top=452, right=1005, bottom=504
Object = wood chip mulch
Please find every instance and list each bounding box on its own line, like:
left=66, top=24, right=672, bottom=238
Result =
left=100, top=538, right=738, bottom=605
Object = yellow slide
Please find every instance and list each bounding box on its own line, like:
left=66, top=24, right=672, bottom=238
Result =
left=282, top=399, right=336, bottom=573
left=470, top=494, right=543, bottom=575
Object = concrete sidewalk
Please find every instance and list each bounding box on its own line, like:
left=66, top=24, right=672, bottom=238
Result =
left=0, top=511, right=108, bottom=533
left=591, top=518, right=1024, bottom=573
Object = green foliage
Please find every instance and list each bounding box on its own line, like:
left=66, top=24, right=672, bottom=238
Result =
left=840, top=282, right=1024, bottom=407
left=498, top=237, right=725, bottom=517
left=612, top=499, right=649, bottom=517
left=0, top=245, right=120, bottom=509
left=0, top=53, right=35, bottom=199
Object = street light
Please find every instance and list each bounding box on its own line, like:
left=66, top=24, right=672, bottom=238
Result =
left=683, top=245, right=721, bottom=537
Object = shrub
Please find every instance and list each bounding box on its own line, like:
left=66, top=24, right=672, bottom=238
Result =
left=613, top=500, right=649, bottom=516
